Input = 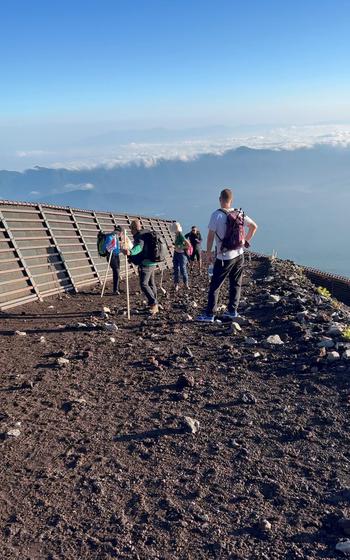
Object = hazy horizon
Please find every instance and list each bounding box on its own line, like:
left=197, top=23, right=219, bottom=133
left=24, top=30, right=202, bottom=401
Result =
left=1, top=143, right=349, bottom=279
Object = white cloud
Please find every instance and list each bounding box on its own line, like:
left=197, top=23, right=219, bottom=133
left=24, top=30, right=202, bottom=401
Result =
left=30, top=190, right=40, bottom=195
left=11, top=123, right=350, bottom=171
left=63, top=183, right=95, bottom=192
left=16, top=150, right=52, bottom=158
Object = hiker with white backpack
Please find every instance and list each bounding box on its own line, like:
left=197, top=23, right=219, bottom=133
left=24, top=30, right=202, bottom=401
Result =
left=197, top=188, right=258, bottom=323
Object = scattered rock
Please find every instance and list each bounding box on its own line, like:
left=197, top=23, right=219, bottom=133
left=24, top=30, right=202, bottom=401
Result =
left=268, top=294, right=281, bottom=303
left=343, top=349, right=350, bottom=361
left=103, top=306, right=111, bottom=313
left=39, top=336, right=46, bottom=343
left=183, top=416, right=200, bottom=434
left=336, top=540, right=350, bottom=554
left=176, top=373, right=195, bottom=390
left=327, top=323, right=344, bottom=337
left=327, top=351, right=340, bottom=362
left=15, top=330, right=27, bottom=336
left=245, top=337, right=257, bottom=345
left=241, top=392, right=257, bottom=405
left=6, top=428, right=21, bottom=438
left=57, top=357, right=70, bottom=367
left=258, top=519, right=272, bottom=531
left=232, top=322, right=242, bottom=332
left=296, top=310, right=309, bottom=321
left=104, top=322, right=118, bottom=332
left=266, top=334, right=284, bottom=345
left=317, top=337, right=334, bottom=348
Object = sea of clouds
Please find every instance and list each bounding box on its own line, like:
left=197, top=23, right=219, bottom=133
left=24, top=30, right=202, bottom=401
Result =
left=7, top=123, right=350, bottom=171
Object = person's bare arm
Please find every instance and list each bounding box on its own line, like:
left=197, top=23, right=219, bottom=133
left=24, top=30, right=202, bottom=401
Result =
left=205, top=229, right=215, bottom=263
left=245, top=221, right=258, bottom=243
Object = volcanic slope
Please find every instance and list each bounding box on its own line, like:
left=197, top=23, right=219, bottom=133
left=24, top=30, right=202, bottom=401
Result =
left=1, top=256, right=350, bottom=560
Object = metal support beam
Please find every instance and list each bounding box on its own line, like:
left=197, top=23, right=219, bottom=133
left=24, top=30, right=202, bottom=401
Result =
left=38, top=204, right=78, bottom=293
left=69, top=208, right=102, bottom=284
left=0, top=210, right=42, bottom=302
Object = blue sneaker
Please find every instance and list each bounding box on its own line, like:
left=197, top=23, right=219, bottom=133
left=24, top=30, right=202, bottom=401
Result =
left=196, top=313, right=215, bottom=323
left=222, top=310, right=240, bottom=320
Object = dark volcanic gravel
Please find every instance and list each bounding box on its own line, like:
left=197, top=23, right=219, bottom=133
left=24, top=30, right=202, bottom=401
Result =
left=1, top=256, right=350, bottom=560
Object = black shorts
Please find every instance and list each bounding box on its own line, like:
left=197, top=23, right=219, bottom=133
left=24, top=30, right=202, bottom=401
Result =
left=190, top=248, right=201, bottom=262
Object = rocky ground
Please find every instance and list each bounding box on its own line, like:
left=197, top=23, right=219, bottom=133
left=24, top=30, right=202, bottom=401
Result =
left=1, top=255, right=350, bottom=560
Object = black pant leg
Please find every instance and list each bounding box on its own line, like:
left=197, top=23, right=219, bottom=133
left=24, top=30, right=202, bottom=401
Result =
left=228, top=254, right=245, bottom=312
left=110, top=253, right=120, bottom=293
left=206, top=259, right=232, bottom=315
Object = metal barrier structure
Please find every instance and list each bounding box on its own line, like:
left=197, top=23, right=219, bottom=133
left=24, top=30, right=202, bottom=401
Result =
left=0, top=200, right=175, bottom=310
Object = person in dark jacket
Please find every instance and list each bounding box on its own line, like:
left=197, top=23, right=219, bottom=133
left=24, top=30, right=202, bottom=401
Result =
left=125, top=219, right=159, bottom=315
left=185, top=225, right=202, bottom=272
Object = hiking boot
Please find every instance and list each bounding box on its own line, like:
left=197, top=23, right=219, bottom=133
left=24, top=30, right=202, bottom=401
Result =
left=184, top=283, right=190, bottom=290
left=174, top=284, right=179, bottom=292
left=222, top=310, right=240, bottom=320
left=196, top=313, right=215, bottom=323
left=149, top=304, right=159, bottom=315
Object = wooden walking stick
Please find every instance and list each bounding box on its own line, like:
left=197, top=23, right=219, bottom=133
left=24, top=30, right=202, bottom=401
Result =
left=124, top=229, right=131, bottom=319
left=101, top=249, right=113, bottom=297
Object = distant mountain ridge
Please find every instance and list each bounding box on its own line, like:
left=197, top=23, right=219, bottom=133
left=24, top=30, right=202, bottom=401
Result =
left=0, top=144, right=349, bottom=276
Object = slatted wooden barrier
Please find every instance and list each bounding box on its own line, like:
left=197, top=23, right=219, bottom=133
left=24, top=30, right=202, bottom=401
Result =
left=0, top=201, right=175, bottom=310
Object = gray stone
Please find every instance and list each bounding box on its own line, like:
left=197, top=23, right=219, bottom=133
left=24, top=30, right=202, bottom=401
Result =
left=296, top=311, right=309, bottom=321
left=57, top=357, right=70, bottom=367
left=104, top=322, right=118, bottom=332
left=336, top=540, right=350, bottom=554
left=342, top=349, right=350, bottom=361
left=327, top=323, right=344, bottom=337
left=317, top=337, right=334, bottom=349
left=327, top=351, right=340, bottom=362
left=6, top=428, right=21, bottom=438
left=258, top=519, right=272, bottom=531
left=245, top=337, right=257, bottom=345
left=266, top=334, right=284, bottom=345
left=183, top=416, right=200, bottom=434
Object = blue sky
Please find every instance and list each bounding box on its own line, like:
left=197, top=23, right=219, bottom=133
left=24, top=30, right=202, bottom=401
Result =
left=1, top=0, right=350, bottom=125
left=1, top=0, right=350, bottom=170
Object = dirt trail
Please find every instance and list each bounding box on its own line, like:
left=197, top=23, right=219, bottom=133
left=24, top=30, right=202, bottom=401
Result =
left=1, top=256, right=350, bottom=560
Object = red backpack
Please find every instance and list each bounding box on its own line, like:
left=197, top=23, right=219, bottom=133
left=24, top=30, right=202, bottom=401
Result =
left=217, top=208, right=245, bottom=251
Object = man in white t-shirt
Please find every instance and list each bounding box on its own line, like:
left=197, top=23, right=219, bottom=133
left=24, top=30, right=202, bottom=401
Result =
left=197, top=188, right=258, bottom=322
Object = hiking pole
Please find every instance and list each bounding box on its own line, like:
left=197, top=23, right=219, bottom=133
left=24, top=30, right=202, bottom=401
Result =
left=124, top=230, right=131, bottom=320
left=101, top=250, right=113, bottom=297
left=160, top=266, right=167, bottom=295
